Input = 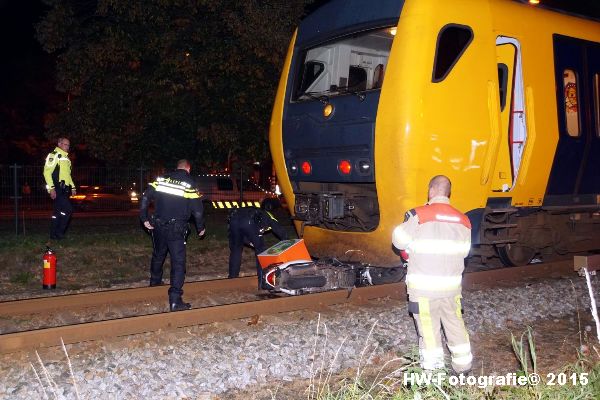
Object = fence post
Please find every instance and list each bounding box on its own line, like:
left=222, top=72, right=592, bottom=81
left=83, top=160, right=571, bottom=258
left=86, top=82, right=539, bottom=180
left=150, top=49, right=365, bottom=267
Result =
left=9, top=164, right=22, bottom=235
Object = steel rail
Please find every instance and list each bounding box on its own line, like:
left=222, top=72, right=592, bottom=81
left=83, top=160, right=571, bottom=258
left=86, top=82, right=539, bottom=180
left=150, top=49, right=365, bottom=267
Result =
left=0, top=260, right=576, bottom=354
left=0, top=277, right=257, bottom=316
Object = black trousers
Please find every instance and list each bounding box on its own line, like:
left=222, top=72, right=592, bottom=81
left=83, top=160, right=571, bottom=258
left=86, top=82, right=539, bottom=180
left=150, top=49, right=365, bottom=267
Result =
left=150, top=221, right=187, bottom=303
left=51, top=189, right=73, bottom=239
left=228, top=218, right=265, bottom=288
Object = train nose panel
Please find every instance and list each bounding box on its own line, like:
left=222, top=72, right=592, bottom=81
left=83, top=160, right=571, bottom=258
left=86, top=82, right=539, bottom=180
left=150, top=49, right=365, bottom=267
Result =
left=283, top=93, right=380, bottom=184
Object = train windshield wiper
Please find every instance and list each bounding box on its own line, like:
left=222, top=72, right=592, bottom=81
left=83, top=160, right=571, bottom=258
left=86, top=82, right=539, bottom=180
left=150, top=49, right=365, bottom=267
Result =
left=300, top=92, right=330, bottom=104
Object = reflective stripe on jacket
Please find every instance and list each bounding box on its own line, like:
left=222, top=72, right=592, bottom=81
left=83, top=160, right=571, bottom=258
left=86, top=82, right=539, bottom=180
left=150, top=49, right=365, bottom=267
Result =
left=392, top=196, right=471, bottom=299
left=150, top=176, right=201, bottom=199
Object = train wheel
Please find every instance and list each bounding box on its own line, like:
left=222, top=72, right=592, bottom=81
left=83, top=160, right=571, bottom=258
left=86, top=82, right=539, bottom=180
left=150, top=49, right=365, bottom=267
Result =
left=497, top=243, right=535, bottom=267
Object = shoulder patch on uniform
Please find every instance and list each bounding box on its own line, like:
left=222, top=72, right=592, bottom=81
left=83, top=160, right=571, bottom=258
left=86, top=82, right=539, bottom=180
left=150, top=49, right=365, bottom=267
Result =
left=403, top=209, right=416, bottom=222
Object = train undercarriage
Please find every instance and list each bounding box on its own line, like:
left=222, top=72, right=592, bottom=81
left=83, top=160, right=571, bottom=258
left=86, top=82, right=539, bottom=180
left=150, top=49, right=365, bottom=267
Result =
left=473, top=206, right=600, bottom=266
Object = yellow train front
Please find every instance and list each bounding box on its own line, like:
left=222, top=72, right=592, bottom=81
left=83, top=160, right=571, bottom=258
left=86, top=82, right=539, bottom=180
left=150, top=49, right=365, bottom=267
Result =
left=270, top=0, right=600, bottom=267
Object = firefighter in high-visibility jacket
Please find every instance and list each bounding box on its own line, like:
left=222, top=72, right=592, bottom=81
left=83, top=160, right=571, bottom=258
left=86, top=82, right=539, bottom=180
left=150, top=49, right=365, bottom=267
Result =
left=140, top=159, right=205, bottom=312
left=392, top=175, right=473, bottom=374
left=43, top=137, right=76, bottom=240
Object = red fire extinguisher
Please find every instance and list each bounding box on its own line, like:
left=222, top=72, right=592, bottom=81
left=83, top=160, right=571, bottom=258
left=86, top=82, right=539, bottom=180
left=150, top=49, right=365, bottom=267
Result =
left=43, top=246, right=57, bottom=289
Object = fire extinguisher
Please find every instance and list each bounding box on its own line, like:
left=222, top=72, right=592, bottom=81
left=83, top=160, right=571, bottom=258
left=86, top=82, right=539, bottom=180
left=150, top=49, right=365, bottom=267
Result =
left=43, top=246, right=57, bottom=289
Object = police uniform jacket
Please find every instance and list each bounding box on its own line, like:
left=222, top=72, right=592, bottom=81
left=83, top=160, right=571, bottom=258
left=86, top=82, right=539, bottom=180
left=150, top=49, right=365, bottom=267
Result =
left=140, top=169, right=205, bottom=233
left=230, top=207, right=288, bottom=239
left=43, top=146, right=75, bottom=193
left=392, top=196, right=471, bottom=299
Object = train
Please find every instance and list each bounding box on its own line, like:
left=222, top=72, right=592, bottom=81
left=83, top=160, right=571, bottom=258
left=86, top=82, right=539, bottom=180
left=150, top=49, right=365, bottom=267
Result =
left=269, top=0, right=600, bottom=268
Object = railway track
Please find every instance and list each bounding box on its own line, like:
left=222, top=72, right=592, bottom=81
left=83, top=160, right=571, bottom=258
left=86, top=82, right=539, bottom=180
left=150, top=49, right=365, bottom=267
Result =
left=0, top=259, right=577, bottom=354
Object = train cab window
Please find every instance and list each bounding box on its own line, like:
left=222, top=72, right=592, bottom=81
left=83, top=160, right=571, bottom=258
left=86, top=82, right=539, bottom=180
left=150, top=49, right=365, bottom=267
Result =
left=432, top=24, right=473, bottom=83
left=594, top=73, right=600, bottom=137
left=563, top=69, right=580, bottom=137
left=292, top=26, right=395, bottom=102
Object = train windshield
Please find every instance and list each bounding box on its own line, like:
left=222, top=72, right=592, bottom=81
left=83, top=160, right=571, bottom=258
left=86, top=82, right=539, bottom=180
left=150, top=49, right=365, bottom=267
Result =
left=293, top=27, right=396, bottom=102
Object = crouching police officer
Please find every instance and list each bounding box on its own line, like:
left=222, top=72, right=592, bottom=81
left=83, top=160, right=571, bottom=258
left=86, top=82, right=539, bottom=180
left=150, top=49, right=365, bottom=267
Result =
left=140, top=159, right=205, bottom=312
left=228, top=207, right=288, bottom=289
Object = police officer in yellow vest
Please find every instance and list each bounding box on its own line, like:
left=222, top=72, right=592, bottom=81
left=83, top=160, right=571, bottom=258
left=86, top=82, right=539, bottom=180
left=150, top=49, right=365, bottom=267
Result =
left=43, top=137, right=76, bottom=240
left=392, top=175, right=473, bottom=374
left=140, top=159, right=205, bottom=312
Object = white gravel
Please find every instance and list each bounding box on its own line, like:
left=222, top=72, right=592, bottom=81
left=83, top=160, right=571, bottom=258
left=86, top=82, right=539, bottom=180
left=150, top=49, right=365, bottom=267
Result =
left=1, top=274, right=599, bottom=399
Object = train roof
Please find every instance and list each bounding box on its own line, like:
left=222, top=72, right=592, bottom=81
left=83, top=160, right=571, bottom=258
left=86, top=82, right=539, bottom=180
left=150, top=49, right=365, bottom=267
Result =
left=303, top=0, right=600, bottom=24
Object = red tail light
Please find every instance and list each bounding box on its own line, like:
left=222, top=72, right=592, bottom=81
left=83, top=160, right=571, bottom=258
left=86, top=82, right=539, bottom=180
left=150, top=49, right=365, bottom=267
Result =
left=338, top=160, right=352, bottom=175
left=301, top=161, right=312, bottom=175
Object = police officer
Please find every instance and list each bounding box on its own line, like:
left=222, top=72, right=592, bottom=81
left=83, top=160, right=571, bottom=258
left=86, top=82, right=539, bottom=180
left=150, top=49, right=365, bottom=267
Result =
left=140, top=159, right=205, bottom=312
left=228, top=207, right=288, bottom=288
left=43, top=137, right=76, bottom=240
left=392, top=175, right=473, bottom=374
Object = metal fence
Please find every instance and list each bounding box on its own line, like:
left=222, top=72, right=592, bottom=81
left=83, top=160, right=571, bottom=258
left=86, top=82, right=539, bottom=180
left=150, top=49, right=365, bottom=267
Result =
left=0, top=165, right=280, bottom=235
left=0, top=164, right=162, bottom=234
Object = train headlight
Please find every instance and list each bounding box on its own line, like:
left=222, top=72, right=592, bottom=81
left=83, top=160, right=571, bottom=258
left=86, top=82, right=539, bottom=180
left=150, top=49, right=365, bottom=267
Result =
left=289, top=162, right=298, bottom=175
left=358, top=160, right=371, bottom=174
left=323, top=103, right=334, bottom=118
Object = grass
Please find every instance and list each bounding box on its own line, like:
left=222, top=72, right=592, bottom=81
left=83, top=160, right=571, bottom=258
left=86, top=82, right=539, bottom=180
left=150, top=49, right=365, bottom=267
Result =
left=305, top=324, right=600, bottom=400
left=0, top=208, right=295, bottom=298
left=10, top=271, right=35, bottom=285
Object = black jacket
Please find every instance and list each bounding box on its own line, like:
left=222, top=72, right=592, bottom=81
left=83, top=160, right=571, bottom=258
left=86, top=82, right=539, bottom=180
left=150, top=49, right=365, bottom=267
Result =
left=140, top=169, right=205, bottom=233
left=229, top=207, right=287, bottom=240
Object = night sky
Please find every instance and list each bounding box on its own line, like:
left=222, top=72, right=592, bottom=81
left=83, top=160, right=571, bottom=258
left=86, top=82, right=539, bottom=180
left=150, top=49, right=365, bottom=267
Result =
left=0, top=0, right=599, bottom=164
left=0, top=0, right=58, bottom=164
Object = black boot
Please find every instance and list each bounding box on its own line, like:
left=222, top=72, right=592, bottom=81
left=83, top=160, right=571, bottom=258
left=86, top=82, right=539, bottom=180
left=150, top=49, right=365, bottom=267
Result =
left=169, top=300, right=191, bottom=312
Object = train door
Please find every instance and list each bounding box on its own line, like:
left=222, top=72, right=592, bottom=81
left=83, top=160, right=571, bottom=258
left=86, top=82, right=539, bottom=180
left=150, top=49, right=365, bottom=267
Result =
left=581, top=43, right=600, bottom=195
left=547, top=35, right=599, bottom=202
left=492, top=36, right=526, bottom=192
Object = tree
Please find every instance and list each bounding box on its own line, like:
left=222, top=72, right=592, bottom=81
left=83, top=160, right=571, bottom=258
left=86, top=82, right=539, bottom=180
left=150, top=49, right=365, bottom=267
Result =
left=36, top=0, right=312, bottom=167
